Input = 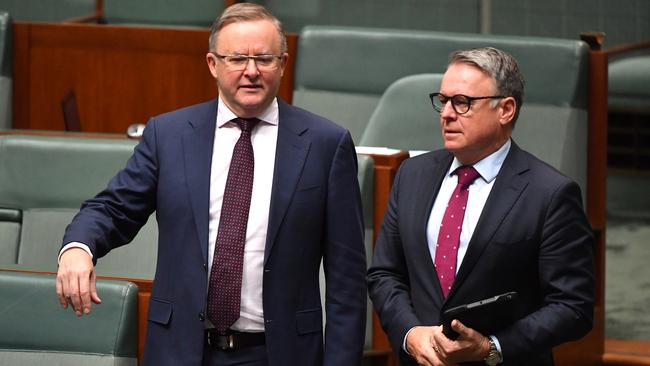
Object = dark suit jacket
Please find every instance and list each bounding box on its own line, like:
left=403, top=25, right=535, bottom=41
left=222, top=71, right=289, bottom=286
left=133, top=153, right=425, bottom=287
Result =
left=63, top=99, right=367, bottom=366
left=367, top=142, right=594, bottom=366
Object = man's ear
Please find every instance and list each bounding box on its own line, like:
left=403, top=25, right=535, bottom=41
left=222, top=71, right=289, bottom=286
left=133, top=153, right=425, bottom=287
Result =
left=206, top=53, right=219, bottom=79
left=279, top=52, right=289, bottom=77
left=498, top=97, right=517, bottom=125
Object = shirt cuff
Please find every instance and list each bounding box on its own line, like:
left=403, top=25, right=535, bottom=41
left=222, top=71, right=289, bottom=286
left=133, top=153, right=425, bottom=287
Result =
left=58, top=242, right=93, bottom=264
left=402, top=327, right=416, bottom=354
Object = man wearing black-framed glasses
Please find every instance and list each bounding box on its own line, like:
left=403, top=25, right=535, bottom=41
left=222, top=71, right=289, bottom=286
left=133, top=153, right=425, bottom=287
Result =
left=369, top=47, right=594, bottom=366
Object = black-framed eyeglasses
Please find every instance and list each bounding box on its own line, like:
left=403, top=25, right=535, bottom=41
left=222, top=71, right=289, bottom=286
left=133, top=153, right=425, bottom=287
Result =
left=429, top=92, right=506, bottom=115
left=211, top=52, right=283, bottom=71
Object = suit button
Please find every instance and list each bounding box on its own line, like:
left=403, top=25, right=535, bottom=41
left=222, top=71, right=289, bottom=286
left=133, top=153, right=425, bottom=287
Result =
left=199, top=312, right=205, bottom=321
left=264, top=269, right=271, bottom=273
left=203, top=263, right=207, bottom=271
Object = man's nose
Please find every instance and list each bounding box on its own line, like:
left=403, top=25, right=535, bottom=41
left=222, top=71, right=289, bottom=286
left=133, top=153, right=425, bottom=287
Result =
left=243, top=58, right=260, bottom=77
left=440, top=100, right=457, bottom=118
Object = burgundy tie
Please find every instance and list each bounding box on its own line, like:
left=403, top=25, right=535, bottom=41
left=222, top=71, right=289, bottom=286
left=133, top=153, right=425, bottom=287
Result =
left=207, top=117, right=259, bottom=333
left=435, top=166, right=480, bottom=298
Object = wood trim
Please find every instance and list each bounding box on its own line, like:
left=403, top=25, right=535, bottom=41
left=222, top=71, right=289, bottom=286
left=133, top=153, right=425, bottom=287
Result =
left=362, top=151, right=410, bottom=366
left=605, top=41, right=650, bottom=58
left=280, top=33, right=298, bottom=104
left=604, top=339, right=650, bottom=366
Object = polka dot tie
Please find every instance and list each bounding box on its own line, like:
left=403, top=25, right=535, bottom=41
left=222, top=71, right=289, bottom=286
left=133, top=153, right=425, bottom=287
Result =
left=207, top=117, right=259, bottom=334
left=434, top=165, right=480, bottom=298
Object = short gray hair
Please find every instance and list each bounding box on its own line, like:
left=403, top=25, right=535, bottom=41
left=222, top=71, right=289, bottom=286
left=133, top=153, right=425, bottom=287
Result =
left=209, top=3, right=287, bottom=54
left=448, top=47, right=525, bottom=124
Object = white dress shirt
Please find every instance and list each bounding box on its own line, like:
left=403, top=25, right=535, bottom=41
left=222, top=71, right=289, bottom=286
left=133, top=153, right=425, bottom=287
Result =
left=206, top=98, right=278, bottom=331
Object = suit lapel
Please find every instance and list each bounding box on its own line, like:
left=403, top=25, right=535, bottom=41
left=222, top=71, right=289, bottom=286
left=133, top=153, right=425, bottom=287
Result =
left=411, top=152, right=454, bottom=305
left=182, top=99, right=218, bottom=265
left=450, top=143, right=530, bottom=297
left=264, top=101, right=311, bottom=264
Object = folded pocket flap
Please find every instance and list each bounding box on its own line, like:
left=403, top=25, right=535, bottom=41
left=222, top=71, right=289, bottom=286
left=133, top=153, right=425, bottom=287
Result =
left=148, top=297, right=172, bottom=325
left=296, top=308, right=323, bottom=334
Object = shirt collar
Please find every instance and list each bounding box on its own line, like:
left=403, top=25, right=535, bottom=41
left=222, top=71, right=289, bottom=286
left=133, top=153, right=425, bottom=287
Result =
left=216, top=97, right=279, bottom=128
left=448, top=139, right=512, bottom=183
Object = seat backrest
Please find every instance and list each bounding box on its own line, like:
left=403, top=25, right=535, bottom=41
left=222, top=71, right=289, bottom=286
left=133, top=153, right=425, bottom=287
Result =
left=103, top=0, right=223, bottom=27
left=0, top=135, right=158, bottom=278
left=359, top=74, right=444, bottom=151
left=294, top=26, right=589, bottom=143
left=608, top=53, right=650, bottom=114
left=0, top=271, right=137, bottom=366
left=0, top=11, right=11, bottom=130
left=0, top=0, right=96, bottom=21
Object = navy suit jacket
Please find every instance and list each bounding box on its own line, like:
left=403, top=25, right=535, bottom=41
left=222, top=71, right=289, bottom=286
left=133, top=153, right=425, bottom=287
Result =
left=367, top=142, right=594, bottom=366
left=64, top=99, right=367, bottom=366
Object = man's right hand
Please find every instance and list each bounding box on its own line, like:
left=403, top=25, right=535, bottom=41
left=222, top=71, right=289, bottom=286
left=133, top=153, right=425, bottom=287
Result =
left=406, top=326, right=458, bottom=366
left=56, top=247, right=101, bottom=316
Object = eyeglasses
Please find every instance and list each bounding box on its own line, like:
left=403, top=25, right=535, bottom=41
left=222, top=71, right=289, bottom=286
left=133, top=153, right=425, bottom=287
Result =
left=429, top=92, right=505, bottom=115
left=212, top=53, right=283, bottom=71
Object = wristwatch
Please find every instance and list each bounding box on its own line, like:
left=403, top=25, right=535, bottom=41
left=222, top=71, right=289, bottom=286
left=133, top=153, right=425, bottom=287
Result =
left=484, top=337, right=503, bottom=366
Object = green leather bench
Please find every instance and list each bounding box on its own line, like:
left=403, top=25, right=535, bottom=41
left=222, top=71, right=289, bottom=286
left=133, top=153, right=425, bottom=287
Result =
left=294, top=25, right=589, bottom=151
left=0, top=11, right=10, bottom=130
left=609, top=54, right=650, bottom=115
left=0, top=0, right=96, bottom=22
left=0, top=134, right=158, bottom=279
left=101, top=0, right=223, bottom=27
left=0, top=271, right=137, bottom=366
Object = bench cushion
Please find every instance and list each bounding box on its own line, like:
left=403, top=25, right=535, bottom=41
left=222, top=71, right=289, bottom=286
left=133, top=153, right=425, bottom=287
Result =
left=0, top=271, right=137, bottom=365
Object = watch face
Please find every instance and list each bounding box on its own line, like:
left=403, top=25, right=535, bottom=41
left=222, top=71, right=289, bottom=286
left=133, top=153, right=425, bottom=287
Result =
left=485, top=351, right=501, bottom=366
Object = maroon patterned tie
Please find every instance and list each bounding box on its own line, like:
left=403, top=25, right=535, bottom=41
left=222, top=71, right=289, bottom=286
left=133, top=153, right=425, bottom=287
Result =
left=207, top=117, right=259, bottom=333
left=435, top=166, right=480, bottom=298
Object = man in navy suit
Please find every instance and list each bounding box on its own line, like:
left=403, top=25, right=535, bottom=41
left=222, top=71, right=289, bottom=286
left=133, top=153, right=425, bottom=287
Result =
left=55, top=4, right=366, bottom=366
left=367, top=47, right=594, bottom=366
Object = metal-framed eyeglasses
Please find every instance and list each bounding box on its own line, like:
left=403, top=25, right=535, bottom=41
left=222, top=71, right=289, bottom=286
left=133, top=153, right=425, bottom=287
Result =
left=429, top=92, right=505, bottom=115
left=212, top=53, right=283, bottom=71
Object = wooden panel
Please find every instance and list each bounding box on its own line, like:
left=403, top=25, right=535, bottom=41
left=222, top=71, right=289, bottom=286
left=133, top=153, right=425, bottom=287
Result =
left=12, top=22, right=297, bottom=133
left=604, top=339, right=650, bottom=366
left=363, top=151, right=410, bottom=366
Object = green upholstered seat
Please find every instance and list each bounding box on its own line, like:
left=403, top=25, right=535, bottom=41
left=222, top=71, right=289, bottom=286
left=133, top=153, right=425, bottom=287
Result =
left=102, top=0, right=223, bottom=27
left=0, top=135, right=158, bottom=279
left=359, top=74, right=444, bottom=151
left=608, top=54, right=650, bottom=114
left=294, top=26, right=589, bottom=143
left=0, top=0, right=96, bottom=22
left=0, top=11, right=11, bottom=130
left=0, top=271, right=137, bottom=366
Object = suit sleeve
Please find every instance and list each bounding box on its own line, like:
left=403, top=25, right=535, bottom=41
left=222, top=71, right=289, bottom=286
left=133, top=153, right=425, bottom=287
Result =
left=322, top=131, right=367, bottom=366
left=62, top=118, right=159, bottom=262
left=367, top=164, right=422, bottom=358
left=496, top=179, right=595, bottom=362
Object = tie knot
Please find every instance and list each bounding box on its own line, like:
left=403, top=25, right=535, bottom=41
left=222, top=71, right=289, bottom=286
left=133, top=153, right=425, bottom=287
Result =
left=233, top=118, right=260, bottom=133
left=455, top=166, right=480, bottom=187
